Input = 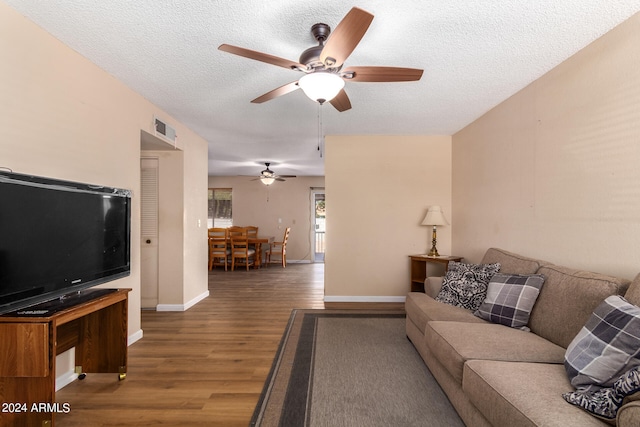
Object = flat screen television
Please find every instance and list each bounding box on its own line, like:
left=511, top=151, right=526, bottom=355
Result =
left=0, top=171, right=131, bottom=315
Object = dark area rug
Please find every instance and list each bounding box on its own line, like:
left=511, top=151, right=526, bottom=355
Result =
left=250, top=309, right=464, bottom=427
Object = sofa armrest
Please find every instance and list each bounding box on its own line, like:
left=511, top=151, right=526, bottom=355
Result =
left=424, top=276, right=444, bottom=298
left=618, top=401, right=640, bottom=426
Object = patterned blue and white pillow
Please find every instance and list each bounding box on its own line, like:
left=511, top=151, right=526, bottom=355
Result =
left=562, top=387, right=619, bottom=421
left=473, top=273, right=545, bottom=330
left=563, top=366, right=640, bottom=421
left=435, top=261, right=501, bottom=311
left=565, top=295, right=640, bottom=391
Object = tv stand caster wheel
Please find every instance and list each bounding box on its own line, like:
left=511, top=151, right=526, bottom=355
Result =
left=78, top=373, right=86, bottom=380
left=118, top=372, right=127, bottom=381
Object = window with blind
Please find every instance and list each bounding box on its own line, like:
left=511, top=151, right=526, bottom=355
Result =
left=208, top=188, right=232, bottom=228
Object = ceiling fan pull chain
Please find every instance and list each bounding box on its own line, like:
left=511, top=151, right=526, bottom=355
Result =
left=317, top=103, right=324, bottom=158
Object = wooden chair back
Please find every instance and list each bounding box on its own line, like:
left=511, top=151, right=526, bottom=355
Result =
left=208, top=228, right=229, bottom=270
left=245, top=226, right=258, bottom=239
left=267, top=227, right=291, bottom=268
left=208, top=227, right=227, bottom=239
left=227, top=226, right=246, bottom=241
left=230, top=228, right=256, bottom=271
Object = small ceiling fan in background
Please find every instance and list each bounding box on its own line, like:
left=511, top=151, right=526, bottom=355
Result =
left=251, top=163, right=296, bottom=186
left=218, top=6, right=423, bottom=112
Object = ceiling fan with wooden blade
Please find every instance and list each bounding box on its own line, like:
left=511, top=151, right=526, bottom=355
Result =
left=218, top=7, right=423, bottom=112
left=250, top=163, right=296, bottom=185
left=217, top=44, right=306, bottom=71
left=250, top=81, right=301, bottom=104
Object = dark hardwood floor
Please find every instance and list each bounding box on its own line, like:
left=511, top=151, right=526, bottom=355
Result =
left=55, top=263, right=404, bottom=426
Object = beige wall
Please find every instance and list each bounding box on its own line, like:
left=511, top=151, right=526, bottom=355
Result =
left=452, top=12, right=640, bottom=279
left=325, top=135, right=452, bottom=300
left=182, top=146, right=210, bottom=305
left=143, top=147, right=209, bottom=309
left=1, top=2, right=209, bottom=338
left=208, top=176, right=325, bottom=262
left=5, top=0, right=637, bottom=323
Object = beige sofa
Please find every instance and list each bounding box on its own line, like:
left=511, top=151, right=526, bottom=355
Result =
left=405, top=248, right=640, bottom=427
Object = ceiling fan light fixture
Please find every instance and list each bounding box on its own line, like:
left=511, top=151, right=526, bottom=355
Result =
left=298, top=72, right=345, bottom=104
left=260, top=176, right=276, bottom=186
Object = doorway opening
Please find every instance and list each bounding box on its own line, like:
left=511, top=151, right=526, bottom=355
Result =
left=140, top=157, right=159, bottom=309
left=140, top=129, right=184, bottom=310
left=312, top=189, right=325, bottom=262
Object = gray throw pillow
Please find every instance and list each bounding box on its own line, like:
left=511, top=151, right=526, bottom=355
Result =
left=564, top=295, right=640, bottom=392
left=435, top=261, right=501, bottom=311
left=473, top=273, right=545, bottom=330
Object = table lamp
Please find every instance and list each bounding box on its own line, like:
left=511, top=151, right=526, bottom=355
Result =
left=421, top=206, right=448, bottom=257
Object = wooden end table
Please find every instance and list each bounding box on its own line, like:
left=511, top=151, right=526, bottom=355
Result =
left=409, top=255, right=463, bottom=292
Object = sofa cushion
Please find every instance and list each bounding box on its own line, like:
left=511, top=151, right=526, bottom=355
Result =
left=405, top=292, right=486, bottom=334
left=435, top=261, right=501, bottom=311
left=424, top=276, right=444, bottom=299
left=617, top=401, right=640, bottom=426
left=425, top=321, right=565, bottom=384
left=565, top=295, right=640, bottom=391
left=529, top=265, right=631, bottom=348
left=481, top=248, right=547, bottom=275
left=463, top=360, right=608, bottom=427
left=624, top=273, right=640, bottom=307
left=474, top=273, right=545, bottom=330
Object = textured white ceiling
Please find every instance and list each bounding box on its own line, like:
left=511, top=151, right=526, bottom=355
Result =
left=5, top=1, right=640, bottom=176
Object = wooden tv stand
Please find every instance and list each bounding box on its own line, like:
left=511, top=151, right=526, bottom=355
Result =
left=0, top=288, right=130, bottom=427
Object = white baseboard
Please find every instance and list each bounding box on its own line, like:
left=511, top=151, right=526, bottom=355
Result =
left=323, top=295, right=406, bottom=303
left=55, top=369, right=78, bottom=391
left=156, top=290, right=210, bottom=312
left=55, top=347, right=77, bottom=391
left=129, top=328, right=144, bottom=345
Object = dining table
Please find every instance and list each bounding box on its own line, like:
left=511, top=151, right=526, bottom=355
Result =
left=208, top=228, right=274, bottom=269
left=247, top=236, right=274, bottom=268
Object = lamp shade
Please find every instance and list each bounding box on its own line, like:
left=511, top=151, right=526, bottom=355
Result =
left=421, top=206, right=448, bottom=226
left=298, top=72, right=345, bottom=103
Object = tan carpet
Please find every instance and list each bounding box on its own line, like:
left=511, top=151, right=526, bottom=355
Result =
left=251, top=309, right=464, bottom=427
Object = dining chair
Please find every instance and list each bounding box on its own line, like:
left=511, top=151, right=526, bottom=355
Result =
left=227, top=225, right=245, bottom=234
left=245, top=225, right=261, bottom=264
left=229, top=228, right=256, bottom=271
left=266, top=227, right=290, bottom=268
left=208, top=228, right=229, bottom=271
left=245, top=226, right=258, bottom=238
left=208, top=227, right=228, bottom=240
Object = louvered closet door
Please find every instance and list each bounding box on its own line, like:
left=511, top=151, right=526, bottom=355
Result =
left=140, top=158, right=159, bottom=309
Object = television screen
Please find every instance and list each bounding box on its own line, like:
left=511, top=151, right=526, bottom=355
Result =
left=0, top=171, right=131, bottom=314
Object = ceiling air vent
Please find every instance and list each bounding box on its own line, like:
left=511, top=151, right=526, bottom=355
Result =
left=154, top=117, right=177, bottom=144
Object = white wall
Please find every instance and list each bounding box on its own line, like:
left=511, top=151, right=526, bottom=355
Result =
left=324, top=135, right=452, bottom=300
left=452, top=12, right=640, bottom=279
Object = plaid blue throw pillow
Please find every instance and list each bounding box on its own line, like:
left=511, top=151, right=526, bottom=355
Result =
left=565, top=295, right=640, bottom=391
left=473, top=273, right=545, bottom=330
